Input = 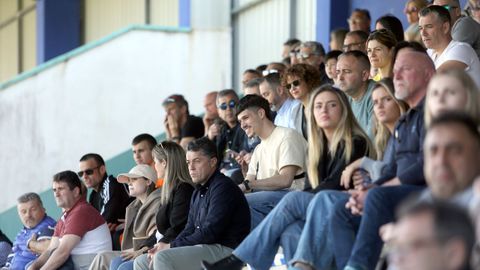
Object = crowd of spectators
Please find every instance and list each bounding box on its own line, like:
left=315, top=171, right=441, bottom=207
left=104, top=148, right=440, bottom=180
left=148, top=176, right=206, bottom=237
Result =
left=2, top=1, right=480, bottom=270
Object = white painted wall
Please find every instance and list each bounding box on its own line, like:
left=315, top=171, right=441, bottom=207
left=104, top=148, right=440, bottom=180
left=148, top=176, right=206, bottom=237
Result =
left=0, top=28, right=232, bottom=212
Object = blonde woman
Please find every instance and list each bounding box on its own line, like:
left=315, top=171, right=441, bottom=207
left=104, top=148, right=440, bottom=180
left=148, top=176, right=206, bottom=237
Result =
left=205, top=85, right=374, bottom=270
left=367, top=29, right=397, bottom=81
left=113, top=142, right=194, bottom=270
left=425, top=69, right=480, bottom=127
left=341, top=78, right=408, bottom=189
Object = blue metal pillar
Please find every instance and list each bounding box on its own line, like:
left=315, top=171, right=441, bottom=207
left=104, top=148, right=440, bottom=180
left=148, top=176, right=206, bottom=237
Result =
left=36, top=0, right=81, bottom=64
left=316, top=0, right=349, bottom=50
left=178, top=0, right=191, bottom=28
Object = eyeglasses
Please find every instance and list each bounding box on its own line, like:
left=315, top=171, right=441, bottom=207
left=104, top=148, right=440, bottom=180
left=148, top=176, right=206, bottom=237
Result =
left=342, top=41, right=364, bottom=51
left=441, top=4, right=458, bottom=11
left=472, top=5, right=480, bottom=11
left=218, top=100, right=236, bottom=110
left=289, top=49, right=300, bottom=57
left=77, top=165, right=101, bottom=178
left=404, top=7, right=418, bottom=14
left=286, top=80, right=301, bottom=90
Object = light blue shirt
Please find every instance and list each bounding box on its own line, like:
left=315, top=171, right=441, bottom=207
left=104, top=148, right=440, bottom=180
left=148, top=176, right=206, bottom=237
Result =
left=274, top=98, right=302, bottom=131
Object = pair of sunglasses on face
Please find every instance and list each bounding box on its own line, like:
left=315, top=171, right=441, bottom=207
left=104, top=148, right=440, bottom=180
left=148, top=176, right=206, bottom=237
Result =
left=218, top=100, right=236, bottom=110
left=286, top=80, right=301, bottom=90
left=77, top=165, right=100, bottom=177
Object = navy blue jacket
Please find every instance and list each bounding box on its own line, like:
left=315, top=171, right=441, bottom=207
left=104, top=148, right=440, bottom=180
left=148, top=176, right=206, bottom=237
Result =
left=376, top=99, right=426, bottom=186
left=170, top=171, right=250, bottom=249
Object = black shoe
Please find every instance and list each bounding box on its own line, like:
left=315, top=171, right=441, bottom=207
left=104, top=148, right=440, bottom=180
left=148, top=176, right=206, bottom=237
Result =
left=201, top=254, right=244, bottom=270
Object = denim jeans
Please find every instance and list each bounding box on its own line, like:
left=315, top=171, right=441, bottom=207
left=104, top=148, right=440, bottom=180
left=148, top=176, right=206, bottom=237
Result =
left=234, top=191, right=314, bottom=270
left=290, top=190, right=349, bottom=270
left=246, top=190, right=290, bottom=229
left=330, top=185, right=425, bottom=270
left=110, top=256, right=134, bottom=270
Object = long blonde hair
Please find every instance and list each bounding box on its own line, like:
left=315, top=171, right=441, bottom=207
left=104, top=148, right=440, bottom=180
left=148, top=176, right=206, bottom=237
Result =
left=307, top=85, right=375, bottom=188
left=152, top=141, right=193, bottom=205
left=371, top=78, right=409, bottom=159
left=424, top=69, right=480, bottom=127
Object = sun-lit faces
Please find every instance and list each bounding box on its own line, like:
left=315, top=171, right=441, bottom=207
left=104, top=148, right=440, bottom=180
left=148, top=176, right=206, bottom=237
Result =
left=313, top=91, right=342, bottom=132
left=17, top=200, right=45, bottom=229
left=427, top=75, right=468, bottom=119
left=372, top=86, right=401, bottom=126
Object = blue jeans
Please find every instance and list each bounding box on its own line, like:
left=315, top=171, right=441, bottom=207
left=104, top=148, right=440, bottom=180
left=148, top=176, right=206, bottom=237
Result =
left=246, top=190, right=289, bottom=229
left=110, top=256, right=134, bottom=270
left=290, top=190, right=349, bottom=270
left=330, top=185, right=425, bottom=270
left=234, top=191, right=314, bottom=270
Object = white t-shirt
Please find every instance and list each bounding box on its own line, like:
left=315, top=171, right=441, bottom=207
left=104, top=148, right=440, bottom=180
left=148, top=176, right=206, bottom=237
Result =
left=274, top=98, right=303, bottom=131
left=428, top=40, right=480, bottom=88
left=247, top=126, right=307, bottom=190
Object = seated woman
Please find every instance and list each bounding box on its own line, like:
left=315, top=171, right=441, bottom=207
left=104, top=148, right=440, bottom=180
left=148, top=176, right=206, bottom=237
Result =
left=281, top=63, right=322, bottom=139
left=341, top=78, right=408, bottom=189
left=204, top=84, right=374, bottom=270
left=88, top=164, right=161, bottom=270
left=424, top=68, right=480, bottom=126
left=110, top=141, right=194, bottom=270
left=366, top=29, right=398, bottom=81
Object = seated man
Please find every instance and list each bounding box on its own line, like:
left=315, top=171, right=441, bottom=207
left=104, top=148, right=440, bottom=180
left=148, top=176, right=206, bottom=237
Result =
left=78, top=154, right=131, bottom=233
left=28, top=171, right=111, bottom=270
left=389, top=200, right=475, bottom=270
left=4, top=193, right=56, bottom=270
left=131, top=133, right=157, bottom=167
left=236, top=95, right=307, bottom=228
left=0, top=231, right=11, bottom=268
left=163, top=94, right=205, bottom=149
left=258, top=72, right=302, bottom=131
left=207, top=89, right=250, bottom=184
left=133, top=137, right=250, bottom=270
left=203, top=91, right=219, bottom=136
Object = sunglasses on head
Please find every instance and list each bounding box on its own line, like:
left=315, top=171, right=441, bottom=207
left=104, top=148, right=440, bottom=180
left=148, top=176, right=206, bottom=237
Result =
left=218, top=100, right=236, bottom=110
left=77, top=165, right=101, bottom=178
left=286, top=80, right=301, bottom=90
left=441, top=4, right=458, bottom=10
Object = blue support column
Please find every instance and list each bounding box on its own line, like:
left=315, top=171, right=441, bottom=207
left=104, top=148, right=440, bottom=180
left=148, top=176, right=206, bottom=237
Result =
left=178, top=0, right=191, bottom=28
left=316, top=0, right=349, bottom=50
left=36, top=0, right=81, bottom=64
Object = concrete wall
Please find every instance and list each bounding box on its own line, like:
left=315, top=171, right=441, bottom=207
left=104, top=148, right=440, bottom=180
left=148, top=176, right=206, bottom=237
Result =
left=0, top=26, right=231, bottom=239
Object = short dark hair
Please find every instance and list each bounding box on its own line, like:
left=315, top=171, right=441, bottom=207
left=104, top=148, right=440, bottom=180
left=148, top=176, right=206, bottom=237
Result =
left=256, top=64, right=267, bottom=73
left=339, top=50, right=371, bottom=70
left=347, top=30, right=369, bottom=43
left=187, top=137, right=218, bottom=161
left=428, top=112, right=480, bottom=145
left=353, top=8, right=371, bottom=21
left=245, top=78, right=263, bottom=89
left=375, top=15, right=404, bottom=42
left=236, top=94, right=273, bottom=122
left=284, top=38, right=301, bottom=46
left=79, top=153, right=105, bottom=166
left=131, top=133, right=157, bottom=149
left=419, top=5, right=452, bottom=26
left=325, top=50, right=343, bottom=62
left=217, top=89, right=239, bottom=101
left=17, top=192, right=43, bottom=206
left=397, top=199, right=475, bottom=269
left=259, top=72, right=282, bottom=90
left=53, top=170, right=82, bottom=192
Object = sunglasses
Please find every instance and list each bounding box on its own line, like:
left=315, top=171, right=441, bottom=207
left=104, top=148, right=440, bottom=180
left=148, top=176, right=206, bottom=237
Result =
left=286, top=80, right=301, bottom=90
left=441, top=4, right=458, bottom=10
left=77, top=165, right=101, bottom=178
left=262, top=69, right=279, bottom=76
left=218, top=100, right=236, bottom=110
left=296, top=52, right=320, bottom=60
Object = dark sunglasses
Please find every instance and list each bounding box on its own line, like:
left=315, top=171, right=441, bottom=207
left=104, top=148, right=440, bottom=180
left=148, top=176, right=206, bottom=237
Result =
left=218, top=100, right=236, bottom=110
left=286, top=80, right=301, bottom=90
left=77, top=165, right=101, bottom=178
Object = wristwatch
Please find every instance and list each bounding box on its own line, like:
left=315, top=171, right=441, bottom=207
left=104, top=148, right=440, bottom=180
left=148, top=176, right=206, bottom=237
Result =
left=243, top=179, right=251, bottom=191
